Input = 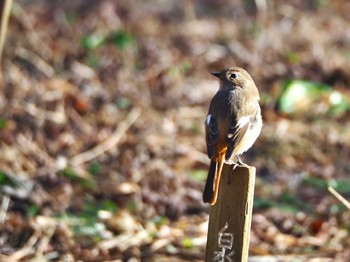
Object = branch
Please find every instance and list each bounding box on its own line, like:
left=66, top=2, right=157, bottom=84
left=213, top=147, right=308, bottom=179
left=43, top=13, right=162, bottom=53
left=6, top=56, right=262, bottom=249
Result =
left=70, top=107, right=141, bottom=166
left=328, top=186, right=350, bottom=210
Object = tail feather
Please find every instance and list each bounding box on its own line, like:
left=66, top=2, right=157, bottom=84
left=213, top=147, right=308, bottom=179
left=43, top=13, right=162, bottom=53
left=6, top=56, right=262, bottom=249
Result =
left=211, top=154, right=225, bottom=205
left=203, top=160, right=216, bottom=203
left=203, top=154, right=225, bottom=205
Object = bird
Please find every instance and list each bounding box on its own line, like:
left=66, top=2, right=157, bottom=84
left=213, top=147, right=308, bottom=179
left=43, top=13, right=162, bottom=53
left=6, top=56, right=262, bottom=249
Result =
left=203, top=67, right=262, bottom=205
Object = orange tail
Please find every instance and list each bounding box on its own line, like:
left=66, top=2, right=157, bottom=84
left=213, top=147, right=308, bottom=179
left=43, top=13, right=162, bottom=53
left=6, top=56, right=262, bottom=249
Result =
left=211, top=154, right=225, bottom=205
left=202, top=154, right=225, bottom=205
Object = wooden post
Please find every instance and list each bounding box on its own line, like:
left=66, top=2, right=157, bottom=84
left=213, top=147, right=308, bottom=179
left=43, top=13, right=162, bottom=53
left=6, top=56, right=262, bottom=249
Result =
left=205, top=164, right=256, bottom=262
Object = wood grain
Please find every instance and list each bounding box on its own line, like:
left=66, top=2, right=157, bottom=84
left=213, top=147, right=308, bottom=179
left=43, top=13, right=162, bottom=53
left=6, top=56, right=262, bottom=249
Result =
left=205, top=164, right=256, bottom=262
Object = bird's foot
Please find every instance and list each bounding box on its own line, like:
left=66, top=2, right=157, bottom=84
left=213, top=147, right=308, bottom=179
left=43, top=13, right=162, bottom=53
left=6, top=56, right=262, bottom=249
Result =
left=224, top=156, right=248, bottom=169
left=225, top=158, right=242, bottom=169
left=236, top=155, right=249, bottom=167
left=236, top=155, right=244, bottom=165
left=224, top=159, right=239, bottom=170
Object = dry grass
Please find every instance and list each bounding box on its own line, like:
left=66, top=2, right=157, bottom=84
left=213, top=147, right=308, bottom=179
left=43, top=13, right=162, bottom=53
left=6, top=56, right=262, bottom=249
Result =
left=0, top=0, right=350, bottom=261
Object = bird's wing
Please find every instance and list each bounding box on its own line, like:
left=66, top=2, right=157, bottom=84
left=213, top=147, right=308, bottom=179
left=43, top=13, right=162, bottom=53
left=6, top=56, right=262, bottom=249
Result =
left=224, top=115, right=250, bottom=160
left=205, top=114, right=219, bottom=159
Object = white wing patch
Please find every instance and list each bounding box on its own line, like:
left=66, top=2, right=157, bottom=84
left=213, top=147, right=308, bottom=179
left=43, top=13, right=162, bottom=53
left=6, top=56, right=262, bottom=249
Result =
left=237, top=116, right=250, bottom=128
left=206, top=114, right=211, bottom=125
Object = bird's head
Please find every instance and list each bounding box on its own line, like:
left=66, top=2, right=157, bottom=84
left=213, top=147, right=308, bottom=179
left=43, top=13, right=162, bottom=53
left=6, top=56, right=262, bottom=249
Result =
left=211, top=67, right=255, bottom=92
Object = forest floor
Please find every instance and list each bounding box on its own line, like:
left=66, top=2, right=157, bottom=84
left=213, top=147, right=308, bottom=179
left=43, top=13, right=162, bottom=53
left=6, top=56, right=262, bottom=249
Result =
left=1, top=1, right=350, bottom=261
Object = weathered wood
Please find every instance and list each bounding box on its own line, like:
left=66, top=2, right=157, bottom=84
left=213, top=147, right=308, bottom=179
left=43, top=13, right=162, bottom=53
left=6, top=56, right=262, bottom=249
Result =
left=205, top=164, right=256, bottom=262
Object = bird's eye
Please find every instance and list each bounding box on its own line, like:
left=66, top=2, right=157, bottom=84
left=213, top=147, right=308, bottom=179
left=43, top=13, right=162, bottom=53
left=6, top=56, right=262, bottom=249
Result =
left=230, top=73, right=238, bottom=79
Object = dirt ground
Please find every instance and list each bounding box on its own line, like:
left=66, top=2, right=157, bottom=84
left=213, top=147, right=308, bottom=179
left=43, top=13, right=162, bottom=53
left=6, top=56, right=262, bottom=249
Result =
left=1, top=0, right=350, bottom=261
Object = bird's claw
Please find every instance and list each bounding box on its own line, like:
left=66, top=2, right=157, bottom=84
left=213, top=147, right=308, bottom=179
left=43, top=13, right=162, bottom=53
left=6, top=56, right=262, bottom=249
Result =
left=224, top=156, right=247, bottom=169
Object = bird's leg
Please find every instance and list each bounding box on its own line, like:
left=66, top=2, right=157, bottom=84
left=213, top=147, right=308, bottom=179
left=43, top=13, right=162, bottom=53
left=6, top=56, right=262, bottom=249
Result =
left=225, top=160, right=239, bottom=170
left=224, top=158, right=239, bottom=170
left=224, top=155, right=247, bottom=169
left=236, top=155, right=250, bottom=167
left=236, top=155, right=245, bottom=166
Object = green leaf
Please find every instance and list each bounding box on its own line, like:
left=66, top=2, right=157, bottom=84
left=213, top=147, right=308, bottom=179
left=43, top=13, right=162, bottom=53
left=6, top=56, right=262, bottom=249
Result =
left=0, top=118, right=6, bottom=129
left=150, top=216, right=168, bottom=226
left=182, top=237, right=194, bottom=249
left=116, top=97, right=131, bottom=109
left=328, top=90, right=350, bottom=116
left=80, top=179, right=95, bottom=189
left=181, top=60, right=191, bottom=73
left=278, top=79, right=350, bottom=116
left=86, top=53, right=100, bottom=69
left=253, top=197, right=274, bottom=209
left=88, top=161, right=102, bottom=176
left=254, top=193, right=313, bottom=212
left=58, top=167, right=95, bottom=189
left=27, top=204, right=39, bottom=217
left=108, top=30, right=134, bottom=50
left=81, top=34, right=105, bottom=50
left=168, top=60, right=192, bottom=79
left=101, top=199, right=118, bottom=213
left=74, top=222, right=105, bottom=237
left=278, top=79, right=331, bottom=114
left=328, top=179, right=350, bottom=194
left=0, top=170, right=20, bottom=188
left=168, top=66, right=180, bottom=78
left=82, top=201, right=99, bottom=218
left=57, top=198, right=116, bottom=242
left=59, top=166, right=79, bottom=180
left=127, top=200, right=137, bottom=213
left=330, top=204, right=341, bottom=214
left=189, top=170, right=207, bottom=182
left=285, top=50, right=300, bottom=64
left=301, top=174, right=328, bottom=190
left=280, top=192, right=314, bottom=212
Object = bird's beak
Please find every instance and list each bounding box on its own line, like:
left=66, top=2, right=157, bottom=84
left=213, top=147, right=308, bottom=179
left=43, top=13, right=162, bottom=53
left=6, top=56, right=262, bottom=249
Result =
left=211, top=72, right=220, bottom=78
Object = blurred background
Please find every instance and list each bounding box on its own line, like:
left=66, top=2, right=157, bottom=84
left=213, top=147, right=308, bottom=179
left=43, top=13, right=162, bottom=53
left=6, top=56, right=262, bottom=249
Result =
left=0, top=0, right=350, bottom=261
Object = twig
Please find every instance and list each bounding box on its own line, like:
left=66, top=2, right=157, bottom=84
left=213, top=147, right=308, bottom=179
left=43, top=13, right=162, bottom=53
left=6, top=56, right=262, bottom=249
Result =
left=71, top=107, right=141, bottom=166
left=98, top=229, right=150, bottom=251
left=15, top=47, right=55, bottom=77
left=0, top=0, right=12, bottom=62
left=5, top=217, right=57, bottom=261
left=176, top=144, right=210, bottom=165
left=0, top=195, right=10, bottom=224
left=21, top=102, right=67, bottom=124
left=328, top=186, right=350, bottom=210
left=255, top=0, right=268, bottom=22
left=9, top=230, right=40, bottom=261
left=66, top=107, right=94, bottom=135
left=32, top=216, right=57, bottom=257
left=17, top=134, right=57, bottom=170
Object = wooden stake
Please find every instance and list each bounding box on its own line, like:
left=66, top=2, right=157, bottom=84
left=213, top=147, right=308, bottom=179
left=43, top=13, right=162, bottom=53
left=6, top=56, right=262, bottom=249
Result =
left=205, top=164, right=256, bottom=262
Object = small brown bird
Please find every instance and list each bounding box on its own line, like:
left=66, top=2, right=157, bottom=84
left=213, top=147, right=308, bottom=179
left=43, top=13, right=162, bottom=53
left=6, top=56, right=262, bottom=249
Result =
left=203, top=67, right=262, bottom=205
